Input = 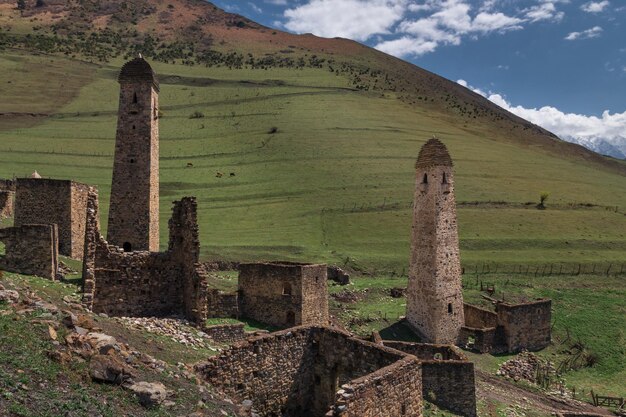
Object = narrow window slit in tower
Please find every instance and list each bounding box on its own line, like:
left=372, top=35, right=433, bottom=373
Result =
left=422, top=173, right=428, bottom=184
left=448, top=303, right=453, bottom=314
left=442, top=172, right=448, bottom=184
left=132, top=92, right=138, bottom=103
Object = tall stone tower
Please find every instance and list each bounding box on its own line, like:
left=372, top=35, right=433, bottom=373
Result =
left=406, top=138, right=464, bottom=344
left=107, top=56, right=160, bottom=252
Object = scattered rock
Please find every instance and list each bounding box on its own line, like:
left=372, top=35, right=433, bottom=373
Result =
left=0, top=289, right=19, bottom=304
left=117, top=316, right=216, bottom=349
left=128, top=381, right=168, bottom=407
left=48, top=326, right=57, bottom=341
left=89, top=354, right=135, bottom=384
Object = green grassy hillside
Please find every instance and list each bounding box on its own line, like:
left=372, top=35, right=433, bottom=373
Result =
left=0, top=51, right=624, bottom=272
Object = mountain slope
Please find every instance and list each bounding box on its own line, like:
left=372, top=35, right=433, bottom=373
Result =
left=0, top=0, right=625, bottom=272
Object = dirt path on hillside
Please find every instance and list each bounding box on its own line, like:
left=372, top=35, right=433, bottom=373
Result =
left=476, top=371, right=613, bottom=415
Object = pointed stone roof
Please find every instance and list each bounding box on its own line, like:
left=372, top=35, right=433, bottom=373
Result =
left=118, top=55, right=159, bottom=91
left=30, top=171, right=42, bottom=179
left=415, top=138, right=453, bottom=169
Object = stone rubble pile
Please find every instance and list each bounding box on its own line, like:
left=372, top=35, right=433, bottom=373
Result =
left=497, top=352, right=553, bottom=384
left=116, top=316, right=219, bottom=351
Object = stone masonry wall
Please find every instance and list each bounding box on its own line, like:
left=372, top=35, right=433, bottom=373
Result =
left=206, top=288, right=239, bottom=318
left=496, top=299, right=552, bottom=353
left=14, top=178, right=89, bottom=259
left=383, top=341, right=476, bottom=417
left=329, top=357, right=422, bottom=417
left=107, top=65, right=160, bottom=252
left=0, top=224, right=59, bottom=280
left=203, top=323, right=246, bottom=344
left=407, top=139, right=464, bottom=344
left=459, top=326, right=496, bottom=353
left=196, top=326, right=423, bottom=417
left=464, top=303, right=498, bottom=328
left=238, top=262, right=328, bottom=329
left=0, top=191, right=14, bottom=219
left=82, top=190, right=207, bottom=323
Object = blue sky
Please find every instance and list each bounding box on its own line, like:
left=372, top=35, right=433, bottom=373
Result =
left=212, top=1, right=626, bottom=156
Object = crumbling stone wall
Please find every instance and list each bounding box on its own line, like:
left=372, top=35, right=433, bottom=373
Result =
left=407, top=139, right=464, bottom=344
left=459, top=326, right=496, bottom=353
left=82, top=190, right=207, bottom=323
left=329, top=357, right=422, bottom=417
left=0, top=191, right=14, bottom=219
left=464, top=303, right=498, bottom=328
left=14, top=178, right=89, bottom=259
left=196, top=326, right=423, bottom=417
left=202, top=323, right=246, bottom=344
left=383, top=341, right=477, bottom=417
left=206, top=288, right=239, bottom=318
left=327, top=266, right=350, bottom=285
left=0, top=224, right=59, bottom=280
left=238, top=262, right=329, bottom=328
left=496, top=299, right=552, bottom=353
left=460, top=301, right=551, bottom=353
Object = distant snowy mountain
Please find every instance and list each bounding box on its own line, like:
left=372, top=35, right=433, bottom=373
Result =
left=562, top=136, right=626, bottom=160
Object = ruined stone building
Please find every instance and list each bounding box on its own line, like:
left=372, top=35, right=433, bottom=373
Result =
left=107, top=56, right=160, bottom=252
left=82, top=190, right=208, bottom=323
left=0, top=224, right=59, bottom=280
left=407, top=139, right=464, bottom=344
left=205, top=262, right=330, bottom=329
left=196, top=326, right=424, bottom=417
left=239, top=262, right=329, bottom=328
left=460, top=300, right=552, bottom=354
left=13, top=178, right=90, bottom=259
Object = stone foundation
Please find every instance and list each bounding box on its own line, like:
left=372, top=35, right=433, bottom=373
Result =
left=14, top=178, right=90, bottom=259
left=196, top=326, right=423, bottom=417
left=0, top=224, right=59, bottom=280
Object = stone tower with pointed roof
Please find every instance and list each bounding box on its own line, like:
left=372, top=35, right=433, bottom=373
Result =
left=107, top=56, right=160, bottom=252
left=406, top=138, right=464, bottom=344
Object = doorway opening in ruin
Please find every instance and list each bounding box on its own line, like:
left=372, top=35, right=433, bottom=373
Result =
left=286, top=311, right=296, bottom=327
left=123, top=242, right=132, bottom=252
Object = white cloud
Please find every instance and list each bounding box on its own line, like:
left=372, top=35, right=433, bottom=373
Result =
left=524, top=2, right=565, bottom=22
left=581, top=1, right=610, bottom=13
left=377, top=0, right=524, bottom=57
left=565, top=26, right=603, bottom=40
left=456, top=79, right=626, bottom=158
left=283, top=0, right=408, bottom=41
left=282, top=0, right=567, bottom=57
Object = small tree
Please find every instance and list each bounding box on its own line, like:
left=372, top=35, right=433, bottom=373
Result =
left=537, top=192, right=550, bottom=210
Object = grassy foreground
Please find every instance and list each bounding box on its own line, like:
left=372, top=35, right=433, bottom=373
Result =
left=1, top=51, right=624, bottom=273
